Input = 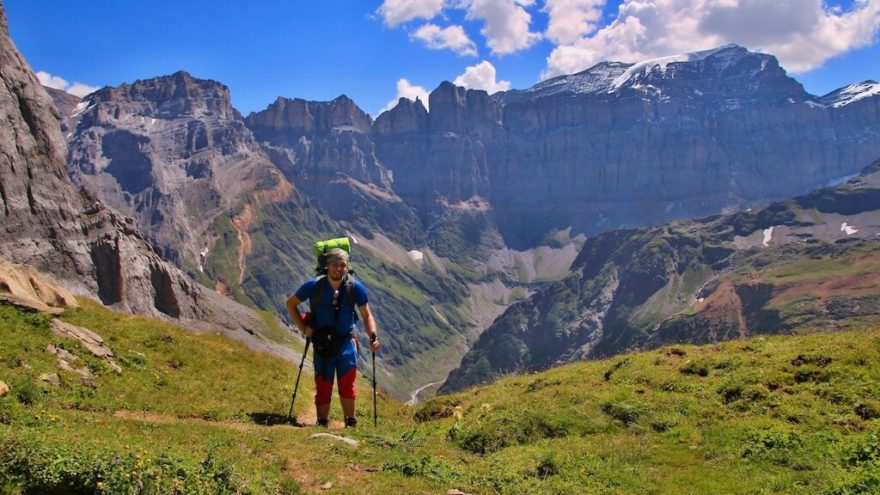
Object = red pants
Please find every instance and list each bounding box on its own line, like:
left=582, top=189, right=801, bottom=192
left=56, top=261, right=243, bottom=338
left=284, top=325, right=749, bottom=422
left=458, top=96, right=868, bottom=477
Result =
left=315, top=367, right=357, bottom=406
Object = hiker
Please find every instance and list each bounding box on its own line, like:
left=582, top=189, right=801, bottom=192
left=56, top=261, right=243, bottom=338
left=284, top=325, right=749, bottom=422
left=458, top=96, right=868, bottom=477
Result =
left=285, top=247, right=379, bottom=427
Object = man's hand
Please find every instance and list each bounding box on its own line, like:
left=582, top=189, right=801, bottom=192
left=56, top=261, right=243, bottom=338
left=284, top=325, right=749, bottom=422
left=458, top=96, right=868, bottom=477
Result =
left=369, top=334, right=380, bottom=352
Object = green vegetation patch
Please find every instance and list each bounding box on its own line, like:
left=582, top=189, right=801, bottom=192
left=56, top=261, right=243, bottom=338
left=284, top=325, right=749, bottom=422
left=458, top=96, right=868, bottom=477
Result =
left=4, top=297, right=880, bottom=494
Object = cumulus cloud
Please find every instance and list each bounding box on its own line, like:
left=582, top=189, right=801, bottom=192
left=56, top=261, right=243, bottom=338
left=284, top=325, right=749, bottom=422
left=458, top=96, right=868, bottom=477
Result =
left=377, top=0, right=446, bottom=27
left=543, top=0, right=880, bottom=79
left=411, top=23, right=479, bottom=56
left=379, top=78, right=431, bottom=114
left=466, top=0, right=542, bottom=55
left=543, top=0, right=606, bottom=45
left=453, top=60, right=511, bottom=93
left=36, top=71, right=100, bottom=97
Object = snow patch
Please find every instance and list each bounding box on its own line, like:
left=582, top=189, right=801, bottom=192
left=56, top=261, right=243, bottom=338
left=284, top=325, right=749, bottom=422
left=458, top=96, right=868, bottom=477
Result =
left=71, top=101, right=92, bottom=117
left=407, top=250, right=424, bottom=263
left=762, top=227, right=774, bottom=246
left=823, top=81, right=880, bottom=108
left=610, top=45, right=738, bottom=90
left=841, top=222, right=859, bottom=235
left=527, top=62, right=629, bottom=97
left=198, top=246, right=209, bottom=272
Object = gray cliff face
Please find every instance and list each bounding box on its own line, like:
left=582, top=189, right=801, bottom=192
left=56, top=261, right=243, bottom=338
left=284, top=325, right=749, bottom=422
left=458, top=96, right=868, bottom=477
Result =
left=64, top=71, right=286, bottom=267
left=279, top=45, right=879, bottom=250
left=246, top=95, right=391, bottom=188
left=371, top=98, right=430, bottom=206
left=374, top=83, right=503, bottom=209
left=0, top=5, right=272, bottom=339
left=490, top=45, right=880, bottom=246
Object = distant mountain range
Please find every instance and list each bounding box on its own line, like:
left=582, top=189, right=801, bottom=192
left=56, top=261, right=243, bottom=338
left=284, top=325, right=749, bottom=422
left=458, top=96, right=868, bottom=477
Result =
left=4, top=0, right=878, bottom=400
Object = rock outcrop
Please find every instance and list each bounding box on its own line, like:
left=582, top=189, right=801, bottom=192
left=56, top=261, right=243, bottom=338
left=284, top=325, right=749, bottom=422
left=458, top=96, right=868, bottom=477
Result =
left=0, top=258, right=78, bottom=311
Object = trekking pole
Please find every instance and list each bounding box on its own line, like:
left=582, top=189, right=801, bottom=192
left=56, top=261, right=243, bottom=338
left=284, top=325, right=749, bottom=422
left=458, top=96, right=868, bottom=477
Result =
left=287, top=338, right=311, bottom=424
left=372, top=347, right=378, bottom=427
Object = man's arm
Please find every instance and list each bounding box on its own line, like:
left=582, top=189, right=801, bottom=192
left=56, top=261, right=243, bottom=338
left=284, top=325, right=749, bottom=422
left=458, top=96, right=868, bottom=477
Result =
left=285, top=294, right=313, bottom=338
left=359, top=303, right=380, bottom=351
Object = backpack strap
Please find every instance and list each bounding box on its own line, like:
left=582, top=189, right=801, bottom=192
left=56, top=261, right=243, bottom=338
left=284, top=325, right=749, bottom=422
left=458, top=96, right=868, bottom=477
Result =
left=308, top=275, right=327, bottom=326
left=343, top=275, right=359, bottom=322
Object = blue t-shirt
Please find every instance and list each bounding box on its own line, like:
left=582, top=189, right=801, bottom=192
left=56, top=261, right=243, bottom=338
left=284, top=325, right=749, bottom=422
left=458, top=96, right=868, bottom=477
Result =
left=295, top=276, right=368, bottom=337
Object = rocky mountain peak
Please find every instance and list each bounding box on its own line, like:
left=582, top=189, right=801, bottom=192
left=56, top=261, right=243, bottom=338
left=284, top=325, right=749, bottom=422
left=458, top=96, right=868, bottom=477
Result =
left=85, top=71, right=235, bottom=121
left=372, top=97, right=429, bottom=135
left=616, top=44, right=805, bottom=101
left=61, top=68, right=284, bottom=269
left=245, top=95, right=372, bottom=138
left=428, top=81, right=502, bottom=136
left=327, top=94, right=373, bottom=132
left=498, top=44, right=806, bottom=104
left=244, top=94, right=389, bottom=188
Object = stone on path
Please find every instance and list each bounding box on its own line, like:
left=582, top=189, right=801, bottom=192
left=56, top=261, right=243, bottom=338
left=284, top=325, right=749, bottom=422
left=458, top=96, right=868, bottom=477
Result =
left=309, top=433, right=359, bottom=447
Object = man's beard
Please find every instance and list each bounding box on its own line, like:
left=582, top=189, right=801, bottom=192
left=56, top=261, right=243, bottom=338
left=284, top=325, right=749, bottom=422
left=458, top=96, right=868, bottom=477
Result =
left=329, top=271, right=345, bottom=282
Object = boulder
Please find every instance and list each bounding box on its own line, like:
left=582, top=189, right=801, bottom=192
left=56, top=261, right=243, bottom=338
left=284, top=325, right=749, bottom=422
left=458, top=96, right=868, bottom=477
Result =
left=0, top=257, right=77, bottom=312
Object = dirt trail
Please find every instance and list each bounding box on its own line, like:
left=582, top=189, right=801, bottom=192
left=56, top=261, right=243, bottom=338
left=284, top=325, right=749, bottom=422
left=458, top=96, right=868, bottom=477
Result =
left=111, top=409, right=370, bottom=493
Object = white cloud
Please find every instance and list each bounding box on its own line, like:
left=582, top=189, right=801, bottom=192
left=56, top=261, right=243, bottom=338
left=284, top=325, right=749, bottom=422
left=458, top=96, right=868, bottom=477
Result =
left=36, top=71, right=69, bottom=90
left=543, top=0, right=880, bottom=79
left=66, top=83, right=101, bottom=98
left=36, top=71, right=100, bottom=97
left=377, top=0, right=445, bottom=27
left=466, top=0, right=542, bottom=55
left=411, top=23, right=479, bottom=56
left=453, top=60, right=511, bottom=93
left=543, top=0, right=607, bottom=45
left=379, top=78, right=431, bottom=114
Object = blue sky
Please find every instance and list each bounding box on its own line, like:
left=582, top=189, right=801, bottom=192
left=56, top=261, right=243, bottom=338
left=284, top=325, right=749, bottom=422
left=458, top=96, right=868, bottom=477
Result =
left=5, top=0, right=879, bottom=117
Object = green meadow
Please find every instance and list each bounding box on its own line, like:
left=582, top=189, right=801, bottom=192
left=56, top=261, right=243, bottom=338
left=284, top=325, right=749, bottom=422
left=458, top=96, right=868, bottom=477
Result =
left=1, top=299, right=879, bottom=494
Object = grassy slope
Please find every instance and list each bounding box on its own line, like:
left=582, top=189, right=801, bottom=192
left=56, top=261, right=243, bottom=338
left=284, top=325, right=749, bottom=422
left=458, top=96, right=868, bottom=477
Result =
left=2, top=298, right=879, bottom=494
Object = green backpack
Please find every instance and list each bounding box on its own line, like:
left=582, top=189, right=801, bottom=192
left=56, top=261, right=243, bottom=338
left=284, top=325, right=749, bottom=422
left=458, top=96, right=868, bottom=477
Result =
left=313, top=237, right=351, bottom=276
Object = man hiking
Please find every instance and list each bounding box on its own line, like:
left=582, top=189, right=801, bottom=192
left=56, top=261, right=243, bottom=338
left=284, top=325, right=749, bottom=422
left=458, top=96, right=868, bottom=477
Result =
left=285, top=247, right=379, bottom=427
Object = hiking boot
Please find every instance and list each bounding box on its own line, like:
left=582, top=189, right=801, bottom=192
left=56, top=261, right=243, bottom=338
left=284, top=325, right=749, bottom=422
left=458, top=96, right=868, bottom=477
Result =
left=317, top=417, right=329, bottom=428
left=344, top=416, right=357, bottom=428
